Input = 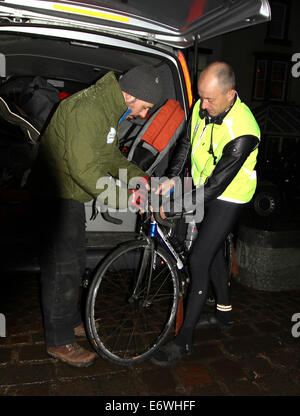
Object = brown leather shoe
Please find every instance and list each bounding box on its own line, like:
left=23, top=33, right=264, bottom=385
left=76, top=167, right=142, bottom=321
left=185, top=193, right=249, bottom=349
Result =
left=74, top=322, right=99, bottom=337
left=47, top=343, right=97, bottom=367
left=74, top=323, right=86, bottom=337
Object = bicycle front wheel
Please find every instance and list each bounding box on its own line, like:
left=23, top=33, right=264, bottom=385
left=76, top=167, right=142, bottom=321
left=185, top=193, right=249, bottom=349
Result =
left=85, top=239, right=179, bottom=365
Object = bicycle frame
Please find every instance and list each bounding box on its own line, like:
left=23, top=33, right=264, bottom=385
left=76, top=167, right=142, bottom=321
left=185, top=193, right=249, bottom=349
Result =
left=155, top=222, right=184, bottom=271
left=139, top=214, right=184, bottom=270
left=129, top=216, right=185, bottom=306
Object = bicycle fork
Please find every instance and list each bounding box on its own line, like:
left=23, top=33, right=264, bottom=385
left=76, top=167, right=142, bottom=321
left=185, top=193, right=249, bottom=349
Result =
left=128, top=236, right=156, bottom=307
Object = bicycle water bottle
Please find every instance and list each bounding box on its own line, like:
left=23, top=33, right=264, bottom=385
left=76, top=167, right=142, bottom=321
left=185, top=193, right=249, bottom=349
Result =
left=149, top=220, right=157, bottom=237
left=185, top=220, right=198, bottom=250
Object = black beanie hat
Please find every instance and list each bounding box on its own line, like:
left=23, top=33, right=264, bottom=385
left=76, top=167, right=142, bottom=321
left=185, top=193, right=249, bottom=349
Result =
left=119, top=65, right=162, bottom=106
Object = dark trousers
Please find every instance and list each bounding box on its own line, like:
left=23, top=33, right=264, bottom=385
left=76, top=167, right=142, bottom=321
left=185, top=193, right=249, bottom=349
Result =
left=37, top=198, right=86, bottom=347
left=177, top=199, right=242, bottom=346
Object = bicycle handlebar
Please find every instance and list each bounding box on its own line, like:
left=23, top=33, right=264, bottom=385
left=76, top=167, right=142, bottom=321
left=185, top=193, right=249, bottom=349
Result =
left=101, top=211, right=123, bottom=225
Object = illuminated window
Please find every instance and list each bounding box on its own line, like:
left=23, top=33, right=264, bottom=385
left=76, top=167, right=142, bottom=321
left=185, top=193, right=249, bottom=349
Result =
left=253, top=57, right=289, bottom=102
left=270, top=61, right=288, bottom=100
left=254, top=60, right=267, bottom=100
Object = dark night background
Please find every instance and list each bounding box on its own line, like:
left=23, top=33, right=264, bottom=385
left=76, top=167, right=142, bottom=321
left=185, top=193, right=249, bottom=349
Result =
left=0, top=0, right=299, bottom=397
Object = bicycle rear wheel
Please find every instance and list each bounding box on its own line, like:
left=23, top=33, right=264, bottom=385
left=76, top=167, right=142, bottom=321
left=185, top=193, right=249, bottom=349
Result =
left=85, top=239, right=179, bottom=365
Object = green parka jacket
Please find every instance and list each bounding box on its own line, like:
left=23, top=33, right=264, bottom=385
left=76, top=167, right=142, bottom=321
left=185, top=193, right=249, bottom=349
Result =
left=28, top=71, right=146, bottom=208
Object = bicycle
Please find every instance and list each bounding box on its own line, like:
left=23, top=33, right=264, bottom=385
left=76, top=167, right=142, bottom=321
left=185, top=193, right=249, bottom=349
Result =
left=85, top=209, right=233, bottom=366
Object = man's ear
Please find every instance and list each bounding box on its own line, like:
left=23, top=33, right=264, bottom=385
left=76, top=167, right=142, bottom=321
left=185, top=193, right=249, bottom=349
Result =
left=227, top=89, right=235, bottom=101
left=123, top=91, right=136, bottom=103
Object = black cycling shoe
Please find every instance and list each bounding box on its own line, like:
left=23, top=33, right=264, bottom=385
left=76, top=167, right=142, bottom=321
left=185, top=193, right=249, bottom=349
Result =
left=150, top=341, right=192, bottom=367
left=196, top=312, right=234, bottom=331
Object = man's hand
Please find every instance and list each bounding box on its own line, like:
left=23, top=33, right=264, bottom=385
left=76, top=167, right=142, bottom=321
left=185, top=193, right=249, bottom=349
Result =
left=129, top=176, right=150, bottom=214
left=155, top=178, right=175, bottom=196
left=159, top=204, right=166, bottom=219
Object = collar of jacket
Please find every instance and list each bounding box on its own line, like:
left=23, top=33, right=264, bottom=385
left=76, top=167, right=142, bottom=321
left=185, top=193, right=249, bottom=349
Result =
left=199, top=92, right=238, bottom=125
left=94, top=71, right=128, bottom=118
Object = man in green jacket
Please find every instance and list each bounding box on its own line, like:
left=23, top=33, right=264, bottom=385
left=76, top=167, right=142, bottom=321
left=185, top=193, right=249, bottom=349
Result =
left=29, top=65, right=162, bottom=367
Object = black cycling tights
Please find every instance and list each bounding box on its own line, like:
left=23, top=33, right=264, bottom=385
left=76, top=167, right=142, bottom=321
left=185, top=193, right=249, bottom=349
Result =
left=175, top=199, right=242, bottom=348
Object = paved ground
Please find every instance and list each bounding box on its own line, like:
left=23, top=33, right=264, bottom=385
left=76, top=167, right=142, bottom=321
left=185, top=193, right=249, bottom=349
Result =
left=0, top=268, right=299, bottom=398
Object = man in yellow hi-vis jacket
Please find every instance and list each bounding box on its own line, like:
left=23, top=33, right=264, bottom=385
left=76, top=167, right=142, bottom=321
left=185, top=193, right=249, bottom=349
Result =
left=152, top=61, right=260, bottom=366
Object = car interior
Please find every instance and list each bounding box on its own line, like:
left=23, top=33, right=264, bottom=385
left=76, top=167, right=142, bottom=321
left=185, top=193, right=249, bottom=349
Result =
left=0, top=33, right=185, bottom=189
left=0, top=32, right=188, bottom=249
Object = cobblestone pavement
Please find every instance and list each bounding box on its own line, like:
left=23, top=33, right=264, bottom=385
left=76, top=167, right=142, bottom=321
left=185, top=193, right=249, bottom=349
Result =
left=0, top=270, right=299, bottom=397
